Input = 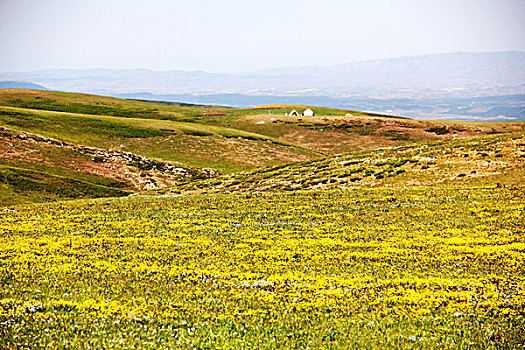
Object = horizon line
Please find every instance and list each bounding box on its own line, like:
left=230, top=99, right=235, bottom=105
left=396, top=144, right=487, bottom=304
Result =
left=1, top=50, right=524, bottom=76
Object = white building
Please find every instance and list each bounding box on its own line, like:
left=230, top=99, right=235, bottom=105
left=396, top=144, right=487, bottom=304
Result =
left=303, top=108, right=314, bottom=116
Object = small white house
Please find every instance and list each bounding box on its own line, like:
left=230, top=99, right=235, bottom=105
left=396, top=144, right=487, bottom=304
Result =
left=303, top=108, right=314, bottom=116
left=289, top=110, right=299, bottom=116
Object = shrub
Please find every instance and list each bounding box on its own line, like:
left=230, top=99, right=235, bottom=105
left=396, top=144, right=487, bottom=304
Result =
left=425, top=127, right=449, bottom=135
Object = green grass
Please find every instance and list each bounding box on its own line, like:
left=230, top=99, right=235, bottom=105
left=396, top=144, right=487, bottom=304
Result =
left=1, top=95, right=166, bottom=119
left=3, top=89, right=525, bottom=159
left=0, top=106, right=320, bottom=180
left=0, top=165, right=131, bottom=205
left=164, top=132, right=525, bottom=194
left=0, top=106, right=303, bottom=147
left=0, top=125, right=225, bottom=205
left=0, top=106, right=170, bottom=143
left=0, top=90, right=400, bottom=122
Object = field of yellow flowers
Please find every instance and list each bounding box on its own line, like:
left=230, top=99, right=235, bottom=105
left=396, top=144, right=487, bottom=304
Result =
left=1, top=186, right=524, bottom=349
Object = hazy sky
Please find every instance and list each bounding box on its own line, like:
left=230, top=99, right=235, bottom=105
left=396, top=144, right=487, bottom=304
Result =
left=1, top=0, right=524, bottom=73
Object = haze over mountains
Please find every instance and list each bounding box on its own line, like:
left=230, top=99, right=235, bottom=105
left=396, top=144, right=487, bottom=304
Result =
left=0, top=81, right=48, bottom=90
left=1, top=52, right=524, bottom=121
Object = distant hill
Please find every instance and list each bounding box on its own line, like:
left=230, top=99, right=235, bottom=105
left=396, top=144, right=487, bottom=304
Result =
left=112, top=92, right=525, bottom=122
left=1, top=52, right=523, bottom=97
left=1, top=52, right=523, bottom=121
left=253, top=51, right=525, bottom=92
left=0, top=81, right=48, bottom=90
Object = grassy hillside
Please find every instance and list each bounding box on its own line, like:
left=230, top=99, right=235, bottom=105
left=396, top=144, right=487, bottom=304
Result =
left=164, top=132, right=525, bottom=194
left=207, top=108, right=525, bottom=154
left=1, top=88, right=524, bottom=205
left=0, top=126, right=219, bottom=205
left=3, top=89, right=523, bottom=157
left=0, top=89, right=393, bottom=122
left=0, top=165, right=131, bottom=206
left=0, top=106, right=320, bottom=173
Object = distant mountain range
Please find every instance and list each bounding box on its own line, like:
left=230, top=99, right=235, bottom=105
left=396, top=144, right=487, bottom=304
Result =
left=0, top=81, right=48, bottom=90
left=1, top=51, right=524, bottom=120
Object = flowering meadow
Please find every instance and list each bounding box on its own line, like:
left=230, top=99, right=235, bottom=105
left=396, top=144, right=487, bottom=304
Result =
left=1, top=186, right=524, bottom=349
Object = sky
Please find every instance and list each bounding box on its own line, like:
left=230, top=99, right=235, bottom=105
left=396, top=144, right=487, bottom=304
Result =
left=1, top=0, right=524, bottom=73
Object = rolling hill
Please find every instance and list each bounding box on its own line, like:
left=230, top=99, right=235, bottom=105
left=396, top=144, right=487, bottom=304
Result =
left=160, top=132, right=525, bottom=194
left=1, top=88, right=524, bottom=205
left=3, top=89, right=523, bottom=155
left=0, top=125, right=220, bottom=206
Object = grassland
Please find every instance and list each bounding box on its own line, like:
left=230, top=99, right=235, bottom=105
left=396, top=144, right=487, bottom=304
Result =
left=0, top=126, right=220, bottom=205
left=3, top=89, right=523, bottom=158
left=1, top=186, right=524, bottom=348
left=0, top=105, right=319, bottom=174
left=165, top=132, right=525, bottom=194
left=1, top=88, right=524, bottom=348
left=205, top=111, right=525, bottom=155
left=0, top=89, right=395, bottom=123
left=0, top=101, right=322, bottom=204
left=1, top=88, right=524, bottom=204
left=0, top=165, right=131, bottom=206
